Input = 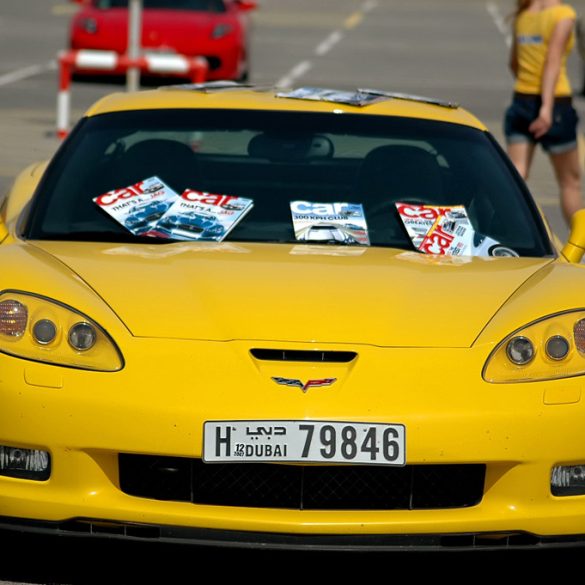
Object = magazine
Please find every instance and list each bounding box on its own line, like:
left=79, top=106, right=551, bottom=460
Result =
left=152, top=189, right=254, bottom=242
left=93, top=176, right=179, bottom=236
left=276, top=87, right=384, bottom=107
left=290, top=200, right=370, bottom=245
left=396, top=202, right=518, bottom=257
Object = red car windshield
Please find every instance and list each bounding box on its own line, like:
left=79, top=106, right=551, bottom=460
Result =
left=94, top=0, right=226, bottom=12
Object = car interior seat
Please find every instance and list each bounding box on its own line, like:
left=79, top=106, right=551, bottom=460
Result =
left=80, top=138, right=199, bottom=232
left=247, top=133, right=334, bottom=162
left=113, top=138, right=199, bottom=194
left=356, top=144, right=444, bottom=202
left=354, top=144, right=446, bottom=244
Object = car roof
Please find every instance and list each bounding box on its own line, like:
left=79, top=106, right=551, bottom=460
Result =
left=84, top=85, right=488, bottom=131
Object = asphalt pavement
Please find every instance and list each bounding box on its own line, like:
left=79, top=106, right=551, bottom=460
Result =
left=1, top=0, right=585, bottom=581
left=2, top=0, right=585, bottom=241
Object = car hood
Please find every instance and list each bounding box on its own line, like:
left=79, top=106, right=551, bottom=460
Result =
left=87, top=9, right=227, bottom=52
left=27, top=241, right=555, bottom=347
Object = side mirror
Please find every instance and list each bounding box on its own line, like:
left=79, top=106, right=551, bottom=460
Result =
left=234, top=0, right=257, bottom=11
left=561, top=209, right=585, bottom=263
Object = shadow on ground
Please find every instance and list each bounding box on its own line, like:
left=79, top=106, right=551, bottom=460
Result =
left=0, top=529, right=582, bottom=584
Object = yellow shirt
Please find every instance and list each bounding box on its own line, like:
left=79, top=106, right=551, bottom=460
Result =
left=514, top=4, right=576, bottom=96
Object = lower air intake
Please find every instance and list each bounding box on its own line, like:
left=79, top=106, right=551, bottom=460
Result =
left=119, top=455, right=485, bottom=510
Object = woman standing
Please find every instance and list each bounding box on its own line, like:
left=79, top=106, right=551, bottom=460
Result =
left=504, top=0, right=582, bottom=225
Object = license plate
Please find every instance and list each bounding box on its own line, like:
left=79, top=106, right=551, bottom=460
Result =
left=203, top=420, right=405, bottom=466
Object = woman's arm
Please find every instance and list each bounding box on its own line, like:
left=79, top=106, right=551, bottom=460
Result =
left=509, top=35, right=518, bottom=77
left=529, top=16, right=575, bottom=138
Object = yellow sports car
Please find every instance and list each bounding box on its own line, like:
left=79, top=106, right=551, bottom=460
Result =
left=3, top=83, right=585, bottom=550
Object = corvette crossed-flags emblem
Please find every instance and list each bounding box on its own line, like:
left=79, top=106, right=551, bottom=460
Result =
left=271, top=377, right=337, bottom=393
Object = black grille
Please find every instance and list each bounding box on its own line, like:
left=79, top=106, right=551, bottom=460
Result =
left=204, top=56, right=221, bottom=71
left=119, top=455, right=485, bottom=510
left=250, top=349, right=357, bottom=363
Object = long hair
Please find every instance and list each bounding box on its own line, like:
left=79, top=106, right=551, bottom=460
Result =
left=514, top=0, right=533, bottom=17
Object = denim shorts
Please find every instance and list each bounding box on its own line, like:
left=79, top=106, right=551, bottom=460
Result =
left=503, top=93, right=579, bottom=154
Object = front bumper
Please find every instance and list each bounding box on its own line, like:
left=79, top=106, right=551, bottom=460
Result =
left=2, top=337, right=585, bottom=544
left=2, top=517, right=585, bottom=551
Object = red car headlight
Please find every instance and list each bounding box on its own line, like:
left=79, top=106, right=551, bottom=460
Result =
left=211, top=23, right=234, bottom=39
left=76, top=17, right=98, bottom=34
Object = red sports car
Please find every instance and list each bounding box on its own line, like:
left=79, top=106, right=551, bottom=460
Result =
left=69, top=0, right=256, bottom=81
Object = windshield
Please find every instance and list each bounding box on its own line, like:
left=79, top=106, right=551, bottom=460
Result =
left=25, top=108, right=553, bottom=257
left=94, top=0, right=226, bottom=11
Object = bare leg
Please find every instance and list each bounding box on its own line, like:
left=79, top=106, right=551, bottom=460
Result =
left=550, top=147, right=583, bottom=225
left=507, top=141, right=537, bottom=180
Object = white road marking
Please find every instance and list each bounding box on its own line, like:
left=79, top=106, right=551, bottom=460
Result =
left=316, top=31, right=344, bottom=56
left=276, top=0, right=375, bottom=88
left=486, top=1, right=512, bottom=47
left=344, top=12, right=362, bottom=29
left=276, top=60, right=313, bottom=88
left=363, top=0, right=379, bottom=12
left=52, top=3, right=79, bottom=16
left=0, top=61, right=56, bottom=87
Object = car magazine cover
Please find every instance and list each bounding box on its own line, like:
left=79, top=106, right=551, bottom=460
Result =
left=290, top=200, right=370, bottom=245
left=152, top=189, right=254, bottom=241
left=396, top=202, right=518, bottom=257
left=276, top=87, right=384, bottom=107
left=93, top=176, right=178, bottom=236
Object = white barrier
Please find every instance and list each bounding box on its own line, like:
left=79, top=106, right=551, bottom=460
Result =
left=57, top=49, right=208, bottom=139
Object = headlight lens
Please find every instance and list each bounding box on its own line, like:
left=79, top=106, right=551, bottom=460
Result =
left=68, top=322, right=97, bottom=351
left=78, top=17, right=98, bottom=34
left=552, top=465, right=585, bottom=496
left=506, top=336, right=534, bottom=365
left=211, top=23, right=233, bottom=39
left=483, top=310, right=585, bottom=383
left=0, top=445, right=50, bottom=481
left=0, top=300, right=28, bottom=337
left=545, top=335, right=570, bottom=360
left=32, top=319, right=57, bottom=345
left=573, top=318, right=585, bottom=350
left=0, top=291, right=123, bottom=371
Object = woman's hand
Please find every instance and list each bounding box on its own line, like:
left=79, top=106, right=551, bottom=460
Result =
left=529, top=106, right=553, bottom=139
left=532, top=16, right=575, bottom=140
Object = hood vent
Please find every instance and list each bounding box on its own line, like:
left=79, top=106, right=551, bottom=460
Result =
left=250, top=349, right=357, bottom=363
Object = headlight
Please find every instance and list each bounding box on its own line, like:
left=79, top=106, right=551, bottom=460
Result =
left=211, top=23, right=234, bottom=39
left=552, top=465, right=585, bottom=496
left=77, top=17, right=98, bottom=34
left=505, top=336, right=535, bottom=365
left=0, top=291, right=123, bottom=372
left=0, top=445, right=50, bottom=481
left=483, top=310, right=585, bottom=383
left=0, top=299, right=27, bottom=337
